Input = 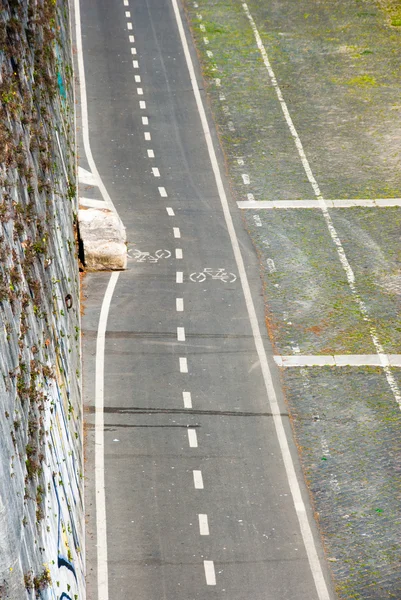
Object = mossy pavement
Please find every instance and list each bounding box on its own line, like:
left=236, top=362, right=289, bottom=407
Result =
left=183, top=0, right=401, bottom=597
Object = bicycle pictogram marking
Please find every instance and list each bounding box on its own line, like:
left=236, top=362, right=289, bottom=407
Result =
left=128, top=248, right=172, bottom=263
left=189, top=268, right=237, bottom=283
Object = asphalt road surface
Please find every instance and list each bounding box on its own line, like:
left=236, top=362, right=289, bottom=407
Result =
left=77, top=0, right=335, bottom=598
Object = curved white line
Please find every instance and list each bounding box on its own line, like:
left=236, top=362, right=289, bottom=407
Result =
left=170, top=1, right=332, bottom=599
left=95, top=271, right=119, bottom=600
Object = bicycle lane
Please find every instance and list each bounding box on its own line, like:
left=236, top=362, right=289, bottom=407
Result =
left=78, top=0, right=335, bottom=598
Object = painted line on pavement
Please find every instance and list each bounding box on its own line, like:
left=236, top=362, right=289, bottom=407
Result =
left=159, top=186, right=167, bottom=197
left=94, top=272, right=120, bottom=600
left=133, top=60, right=139, bottom=68
left=127, top=22, right=132, bottom=29
left=176, top=271, right=183, bottom=283
left=152, top=167, right=160, bottom=177
left=135, top=75, right=141, bottom=82
left=193, top=470, right=204, bottom=489
left=131, top=48, right=137, bottom=55
left=198, top=514, right=210, bottom=535
left=144, top=132, right=151, bottom=140
left=137, top=87, right=143, bottom=95
left=179, top=357, right=188, bottom=373
left=125, top=10, right=130, bottom=17
left=177, top=327, right=186, bottom=341
left=243, top=2, right=401, bottom=411
left=142, top=116, right=148, bottom=125
left=175, top=248, right=183, bottom=259
left=173, top=227, right=181, bottom=238
left=167, top=207, right=175, bottom=216
left=139, top=100, right=146, bottom=109
left=275, top=354, right=401, bottom=367
left=148, top=149, right=155, bottom=158
left=204, top=560, right=216, bottom=585
left=129, top=34, right=134, bottom=42
left=183, top=391, right=192, bottom=408
left=188, top=428, right=198, bottom=448
left=176, top=298, right=184, bottom=312
left=170, top=1, right=332, bottom=597
left=237, top=199, right=401, bottom=209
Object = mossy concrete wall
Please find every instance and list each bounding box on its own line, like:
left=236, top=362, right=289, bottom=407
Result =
left=0, top=0, right=84, bottom=598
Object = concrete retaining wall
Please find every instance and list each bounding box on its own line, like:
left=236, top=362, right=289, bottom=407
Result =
left=0, top=0, right=84, bottom=598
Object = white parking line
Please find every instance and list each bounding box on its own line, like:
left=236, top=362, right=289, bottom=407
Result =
left=177, top=327, right=186, bottom=341
left=158, top=186, right=167, bottom=197
left=147, top=149, right=155, bottom=158
left=188, top=428, right=198, bottom=448
left=204, top=560, right=216, bottom=585
left=179, top=357, right=188, bottom=373
left=152, top=167, right=160, bottom=177
left=198, top=514, right=210, bottom=535
left=166, top=207, right=175, bottom=216
left=170, top=1, right=332, bottom=598
left=193, top=470, right=204, bottom=489
left=183, top=391, right=192, bottom=408
left=173, top=227, right=181, bottom=238
left=176, top=271, right=183, bottom=283
left=175, top=248, right=183, bottom=259
left=176, top=298, right=184, bottom=311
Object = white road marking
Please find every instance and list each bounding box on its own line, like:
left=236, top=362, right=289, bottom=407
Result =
left=144, top=132, right=151, bottom=140
left=177, top=327, right=186, bottom=341
left=133, top=60, right=139, bottom=69
left=170, top=1, right=332, bottom=597
left=188, top=429, right=198, bottom=447
left=176, top=298, right=184, bottom=312
left=124, top=0, right=129, bottom=5
left=180, top=357, right=188, bottom=373
left=127, top=22, right=132, bottom=29
left=243, top=2, right=401, bottom=412
left=137, top=87, right=143, bottom=95
left=158, top=186, right=167, bottom=197
left=125, top=10, right=130, bottom=17
left=176, top=271, right=183, bottom=283
left=237, top=199, right=401, bottom=209
left=129, top=34, right=135, bottom=42
left=198, top=514, right=210, bottom=535
left=142, top=116, right=149, bottom=124
left=78, top=166, right=98, bottom=186
left=152, top=167, right=160, bottom=177
left=135, top=75, right=141, bottom=82
left=193, top=470, right=204, bottom=489
left=147, top=149, right=155, bottom=158
left=275, top=354, right=401, bottom=367
left=166, top=207, right=175, bottom=216
left=94, top=273, right=120, bottom=600
left=175, top=248, right=183, bottom=259
left=80, top=197, right=106, bottom=208
left=183, top=391, right=192, bottom=408
left=242, top=174, right=250, bottom=184
left=173, top=227, right=181, bottom=238
left=131, top=48, right=137, bottom=55
left=204, top=560, right=216, bottom=585
left=139, top=100, right=146, bottom=109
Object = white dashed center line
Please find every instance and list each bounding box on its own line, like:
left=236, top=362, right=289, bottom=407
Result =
left=152, top=167, right=160, bottom=177
left=139, top=100, right=146, bottom=109
left=129, top=34, right=135, bottom=43
left=177, top=327, right=186, bottom=341
left=147, top=149, right=155, bottom=158
left=176, top=298, right=184, bottom=312
left=135, top=75, right=141, bottom=82
left=158, top=186, right=167, bottom=197
left=175, top=248, right=183, bottom=259
left=198, top=514, right=210, bottom=535
left=127, top=22, right=132, bottom=29
left=124, top=0, right=129, bottom=5
left=183, top=391, right=192, bottom=408
left=137, top=87, right=143, bottom=95
left=133, top=60, right=139, bottom=68
left=144, top=132, right=151, bottom=140
left=173, top=227, right=181, bottom=238
left=203, top=560, right=216, bottom=585
left=142, top=116, right=149, bottom=125
left=193, top=470, right=204, bottom=489
left=176, top=271, right=183, bottom=283
left=187, top=428, right=198, bottom=448
left=166, top=207, right=175, bottom=216
left=179, top=357, right=188, bottom=373
left=125, top=10, right=130, bottom=17
left=131, top=48, right=137, bottom=55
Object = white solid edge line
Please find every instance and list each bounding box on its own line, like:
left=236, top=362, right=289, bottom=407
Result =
left=95, top=272, right=120, bottom=600
left=74, top=0, right=120, bottom=216
left=169, top=1, right=331, bottom=599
